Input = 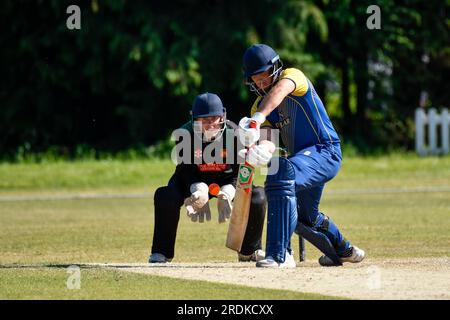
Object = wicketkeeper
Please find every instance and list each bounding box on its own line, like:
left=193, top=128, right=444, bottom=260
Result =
left=238, top=44, right=365, bottom=267
left=149, top=92, right=266, bottom=263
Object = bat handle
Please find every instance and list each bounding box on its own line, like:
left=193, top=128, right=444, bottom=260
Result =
left=238, top=120, right=258, bottom=168
left=249, top=120, right=258, bottom=129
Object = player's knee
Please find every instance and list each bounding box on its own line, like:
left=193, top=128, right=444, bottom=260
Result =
left=154, top=186, right=182, bottom=210
left=154, top=187, right=167, bottom=203
left=298, top=212, right=330, bottom=233
left=298, top=207, right=320, bottom=227
left=312, top=212, right=330, bottom=231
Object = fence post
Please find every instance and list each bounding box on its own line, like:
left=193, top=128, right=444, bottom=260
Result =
left=442, top=108, right=449, bottom=154
left=428, top=108, right=438, bottom=155
left=415, top=108, right=427, bottom=156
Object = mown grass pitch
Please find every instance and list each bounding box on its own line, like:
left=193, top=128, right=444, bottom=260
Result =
left=0, top=154, right=449, bottom=299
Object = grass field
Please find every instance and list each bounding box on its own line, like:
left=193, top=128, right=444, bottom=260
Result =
left=0, top=154, right=449, bottom=299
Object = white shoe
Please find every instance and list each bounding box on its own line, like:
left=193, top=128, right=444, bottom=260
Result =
left=149, top=253, right=172, bottom=263
left=340, top=246, right=365, bottom=263
left=256, top=251, right=296, bottom=268
left=318, top=246, right=365, bottom=266
left=238, top=249, right=265, bottom=262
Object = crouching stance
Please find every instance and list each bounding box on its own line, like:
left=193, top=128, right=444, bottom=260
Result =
left=239, top=44, right=365, bottom=267
left=149, top=92, right=266, bottom=263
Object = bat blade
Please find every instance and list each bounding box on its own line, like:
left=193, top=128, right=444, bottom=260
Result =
left=226, top=162, right=254, bottom=252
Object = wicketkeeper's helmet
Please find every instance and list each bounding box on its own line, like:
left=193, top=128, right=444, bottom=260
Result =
left=191, top=92, right=227, bottom=142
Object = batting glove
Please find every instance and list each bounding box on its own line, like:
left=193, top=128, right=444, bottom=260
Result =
left=240, top=144, right=273, bottom=168
left=217, top=184, right=236, bottom=223
left=237, top=112, right=265, bottom=147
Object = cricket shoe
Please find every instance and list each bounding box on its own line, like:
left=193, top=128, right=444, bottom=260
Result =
left=238, top=249, right=265, bottom=262
left=149, top=253, right=172, bottom=263
left=256, top=251, right=296, bottom=268
left=318, top=246, right=365, bottom=267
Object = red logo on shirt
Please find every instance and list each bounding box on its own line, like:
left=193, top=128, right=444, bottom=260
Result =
left=197, top=164, right=228, bottom=172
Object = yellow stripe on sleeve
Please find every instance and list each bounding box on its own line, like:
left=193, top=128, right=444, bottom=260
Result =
left=280, top=68, right=309, bottom=97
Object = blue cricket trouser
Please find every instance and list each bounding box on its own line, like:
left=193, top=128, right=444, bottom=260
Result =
left=265, top=142, right=350, bottom=260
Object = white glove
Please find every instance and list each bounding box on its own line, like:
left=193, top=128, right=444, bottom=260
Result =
left=237, top=112, right=265, bottom=147
left=187, top=201, right=211, bottom=223
left=240, top=144, right=273, bottom=168
left=217, top=184, right=236, bottom=223
left=184, top=182, right=211, bottom=223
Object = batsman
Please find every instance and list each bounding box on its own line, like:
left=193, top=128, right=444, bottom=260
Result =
left=149, top=92, right=266, bottom=263
left=238, top=44, right=365, bottom=267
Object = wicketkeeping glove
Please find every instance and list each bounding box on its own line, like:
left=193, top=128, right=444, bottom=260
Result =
left=217, top=184, right=236, bottom=223
left=184, top=182, right=211, bottom=223
left=187, top=201, right=212, bottom=223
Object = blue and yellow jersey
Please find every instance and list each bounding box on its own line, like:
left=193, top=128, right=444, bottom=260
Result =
left=250, top=68, right=340, bottom=153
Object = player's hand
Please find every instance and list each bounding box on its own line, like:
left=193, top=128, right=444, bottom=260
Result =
left=238, top=117, right=260, bottom=146
left=184, top=182, right=211, bottom=223
left=237, top=112, right=265, bottom=147
left=240, top=143, right=273, bottom=168
left=186, top=201, right=212, bottom=223
left=217, top=184, right=236, bottom=223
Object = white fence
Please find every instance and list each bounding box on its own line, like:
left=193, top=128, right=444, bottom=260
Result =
left=415, top=108, right=450, bottom=155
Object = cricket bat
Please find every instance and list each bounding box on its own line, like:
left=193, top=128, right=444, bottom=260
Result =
left=226, top=161, right=255, bottom=252
left=226, top=120, right=258, bottom=252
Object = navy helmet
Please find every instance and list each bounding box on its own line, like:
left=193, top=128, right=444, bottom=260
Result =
left=242, top=44, right=283, bottom=96
left=191, top=92, right=227, bottom=142
left=192, top=92, right=226, bottom=119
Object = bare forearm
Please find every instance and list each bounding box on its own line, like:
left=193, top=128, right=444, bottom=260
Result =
left=256, top=79, right=295, bottom=117
left=258, top=86, right=287, bottom=117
